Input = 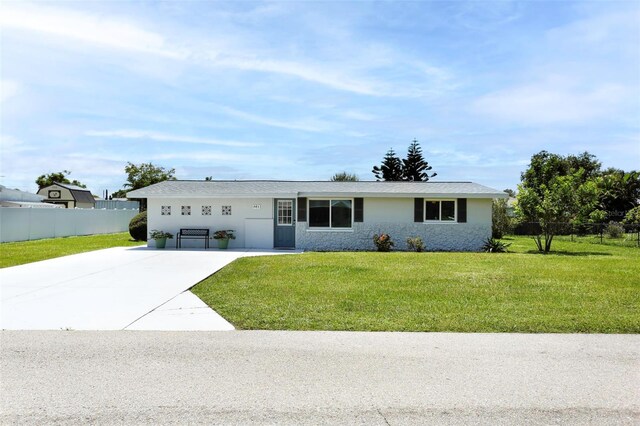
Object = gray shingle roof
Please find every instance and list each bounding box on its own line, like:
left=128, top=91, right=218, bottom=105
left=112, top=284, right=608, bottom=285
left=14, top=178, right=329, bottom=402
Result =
left=127, top=180, right=507, bottom=199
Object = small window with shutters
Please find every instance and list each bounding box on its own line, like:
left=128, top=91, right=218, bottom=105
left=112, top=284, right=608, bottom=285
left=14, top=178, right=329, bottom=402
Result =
left=424, top=200, right=457, bottom=222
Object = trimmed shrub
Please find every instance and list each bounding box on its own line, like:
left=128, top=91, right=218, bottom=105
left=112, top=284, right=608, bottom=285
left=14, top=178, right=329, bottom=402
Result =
left=406, top=237, right=425, bottom=252
left=373, top=233, right=394, bottom=252
left=605, top=221, right=624, bottom=239
left=129, top=211, right=147, bottom=241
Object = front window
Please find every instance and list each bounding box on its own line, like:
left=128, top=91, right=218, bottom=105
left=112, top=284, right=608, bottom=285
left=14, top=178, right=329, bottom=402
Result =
left=309, top=199, right=352, bottom=228
left=425, top=200, right=456, bottom=222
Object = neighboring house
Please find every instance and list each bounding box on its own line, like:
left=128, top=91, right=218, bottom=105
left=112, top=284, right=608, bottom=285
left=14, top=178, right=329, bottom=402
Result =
left=506, top=197, right=518, bottom=218
left=0, top=185, right=62, bottom=208
left=128, top=180, right=506, bottom=251
left=37, top=182, right=96, bottom=209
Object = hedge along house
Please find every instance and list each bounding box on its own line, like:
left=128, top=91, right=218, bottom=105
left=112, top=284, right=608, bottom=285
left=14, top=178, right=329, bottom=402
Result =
left=126, top=180, right=507, bottom=251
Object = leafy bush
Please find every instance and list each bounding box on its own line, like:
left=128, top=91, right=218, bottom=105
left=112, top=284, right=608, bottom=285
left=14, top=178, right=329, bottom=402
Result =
left=605, top=221, right=624, bottom=239
left=492, top=198, right=512, bottom=239
left=129, top=211, right=147, bottom=241
left=149, top=229, right=173, bottom=240
left=406, top=237, right=425, bottom=252
left=622, top=206, right=640, bottom=225
left=481, top=237, right=511, bottom=253
left=373, top=233, right=394, bottom=252
left=213, top=230, right=236, bottom=240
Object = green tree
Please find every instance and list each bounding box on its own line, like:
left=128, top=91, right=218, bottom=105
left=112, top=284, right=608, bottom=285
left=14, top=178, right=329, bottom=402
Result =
left=35, top=170, right=86, bottom=190
left=111, top=189, right=128, bottom=199
left=122, top=162, right=176, bottom=190
left=622, top=206, right=640, bottom=225
left=402, top=139, right=436, bottom=181
left=331, top=172, right=359, bottom=182
left=596, top=169, right=640, bottom=221
left=517, top=172, right=598, bottom=252
left=372, top=149, right=404, bottom=181
left=521, top=150, right=601, bottom=197
left=492, top=198, right=512, bottom=239
left=503, top=188, right=516, bottom=197
left=566, top=152, right=602, bottom=182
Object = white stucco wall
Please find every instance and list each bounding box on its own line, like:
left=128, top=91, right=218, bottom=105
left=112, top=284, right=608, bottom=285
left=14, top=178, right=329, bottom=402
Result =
left=296, top=197, right=493, bottom=252
left=147, top=198, right=274, bottom=249
left=145, top=196, right=493, bottom=251
left=467, top=198, right=492, bottom=224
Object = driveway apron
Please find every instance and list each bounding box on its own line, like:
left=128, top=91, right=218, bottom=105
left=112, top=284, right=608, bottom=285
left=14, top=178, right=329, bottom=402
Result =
left=0, top=247, right=293, bottom=330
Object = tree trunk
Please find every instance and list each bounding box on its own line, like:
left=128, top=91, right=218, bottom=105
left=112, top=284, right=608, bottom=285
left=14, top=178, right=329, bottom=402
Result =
left=544, top=234, right=553, bottom=253
left=533, top=235, right=543, bottom=252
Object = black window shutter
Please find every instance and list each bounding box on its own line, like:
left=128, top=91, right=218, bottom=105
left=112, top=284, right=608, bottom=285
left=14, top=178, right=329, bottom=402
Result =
left=457, top=198, right=467, bottom=223
left=354, top=198, right=364, bottom=222
left=297, top=197, right=307, bottom=222
left=414, top=198, right=424, bottom=222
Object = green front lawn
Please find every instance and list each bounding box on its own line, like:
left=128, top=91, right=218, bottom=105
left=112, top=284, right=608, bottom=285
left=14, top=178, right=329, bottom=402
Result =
left=0, top=233, right=144, bottom=268
left=192, top=236, right=639, bottom=333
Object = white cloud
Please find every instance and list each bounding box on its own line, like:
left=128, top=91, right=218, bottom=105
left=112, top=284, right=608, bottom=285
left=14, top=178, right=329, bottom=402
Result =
left=341, top=110, right=377, bottom=121
left=0, top=2, right=184, bottom=58
left=472, top=83, right=628, bottom=125
left=151, top=151, right=286, bottom=166
left=547, top=10, right=639, bottom=47
left=0, top=80, right=21, bottom=103
left=212, top=56, right=379, bottom=96
left=0, top=3, right=454, bottom=98
left=216, top=106, right=333, bottom=132
left=86, top=130, right=260, bottom=147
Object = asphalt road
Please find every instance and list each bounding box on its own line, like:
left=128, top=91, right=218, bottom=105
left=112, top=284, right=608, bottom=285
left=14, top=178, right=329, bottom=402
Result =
left=1, top=331, right=638, bottom=425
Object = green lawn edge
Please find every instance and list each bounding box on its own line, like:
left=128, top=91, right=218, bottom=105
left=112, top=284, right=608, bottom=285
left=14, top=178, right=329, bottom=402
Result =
left=192, top=236, right=639, bottom=333
left=0, top=233, right=144, bottom=268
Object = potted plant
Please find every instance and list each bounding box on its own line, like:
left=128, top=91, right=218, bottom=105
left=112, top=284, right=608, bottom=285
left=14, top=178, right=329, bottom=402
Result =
left=149, top=229, right=173, bottom=249
left=213, top=230, right=236, bottom=249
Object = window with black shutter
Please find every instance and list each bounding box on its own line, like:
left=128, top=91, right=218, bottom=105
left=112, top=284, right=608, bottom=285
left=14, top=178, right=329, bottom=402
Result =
left=354, top=198, right=363, bottom=222
left=297, top=197, right=307, bottom=222
left=457, top=198, right=467, bottom=223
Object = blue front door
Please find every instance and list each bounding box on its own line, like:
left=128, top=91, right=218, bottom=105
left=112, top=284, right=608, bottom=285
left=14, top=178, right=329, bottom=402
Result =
left=274, top=199, right=295, bottom=248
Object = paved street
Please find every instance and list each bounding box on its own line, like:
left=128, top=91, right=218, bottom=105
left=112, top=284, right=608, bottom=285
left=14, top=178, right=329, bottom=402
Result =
left=1, top=331, right=638, bottom=425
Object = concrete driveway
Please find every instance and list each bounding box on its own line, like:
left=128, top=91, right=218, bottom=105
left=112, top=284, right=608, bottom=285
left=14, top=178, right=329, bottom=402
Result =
left=0, top=247, right=296, bottom=330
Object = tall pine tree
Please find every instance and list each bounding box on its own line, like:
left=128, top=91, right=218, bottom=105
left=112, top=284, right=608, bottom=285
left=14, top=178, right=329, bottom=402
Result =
left=402, top=139, right=436, bottom=181
left=372, top=149, right=404, bottom=181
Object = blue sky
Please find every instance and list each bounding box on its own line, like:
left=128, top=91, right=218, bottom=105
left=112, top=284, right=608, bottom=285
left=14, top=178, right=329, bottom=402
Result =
left=1, top=0, right=639, bottom=195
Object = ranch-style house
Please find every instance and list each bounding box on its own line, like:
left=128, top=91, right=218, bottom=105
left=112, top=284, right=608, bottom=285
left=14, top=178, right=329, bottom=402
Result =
left=127, top=180, right=507, bottom=251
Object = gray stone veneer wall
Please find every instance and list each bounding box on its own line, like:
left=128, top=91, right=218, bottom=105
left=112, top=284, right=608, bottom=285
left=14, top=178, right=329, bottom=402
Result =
left=296, top=222, right=490, bottom=252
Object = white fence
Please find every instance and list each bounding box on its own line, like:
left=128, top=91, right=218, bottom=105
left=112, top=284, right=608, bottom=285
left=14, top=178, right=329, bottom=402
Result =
left=0, top=208, right=139, bottom=243
left=94, top=200, right=140, bottom=210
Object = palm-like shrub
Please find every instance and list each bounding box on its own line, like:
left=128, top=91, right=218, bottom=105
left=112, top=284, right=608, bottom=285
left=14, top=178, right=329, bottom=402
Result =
left=481, top=237, right=511, bottom=253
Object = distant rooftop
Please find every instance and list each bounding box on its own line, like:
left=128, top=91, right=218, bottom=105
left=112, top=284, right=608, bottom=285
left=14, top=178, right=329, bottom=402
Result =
left=53, top=182, right=91, bottom=192
left=127, top=180, right=507, bottom=199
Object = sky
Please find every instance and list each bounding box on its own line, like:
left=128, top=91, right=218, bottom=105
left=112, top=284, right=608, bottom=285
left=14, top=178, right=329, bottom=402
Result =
left=1, top=0, right=639, bottom=195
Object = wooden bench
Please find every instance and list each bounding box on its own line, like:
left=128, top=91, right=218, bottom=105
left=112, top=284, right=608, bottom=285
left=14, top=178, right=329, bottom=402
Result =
left=176, top=228, right=210, bottom=249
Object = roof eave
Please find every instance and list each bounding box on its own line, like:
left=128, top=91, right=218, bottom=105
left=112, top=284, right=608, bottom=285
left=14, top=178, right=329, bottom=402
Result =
left=128, top=191, right=507, bottom=199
